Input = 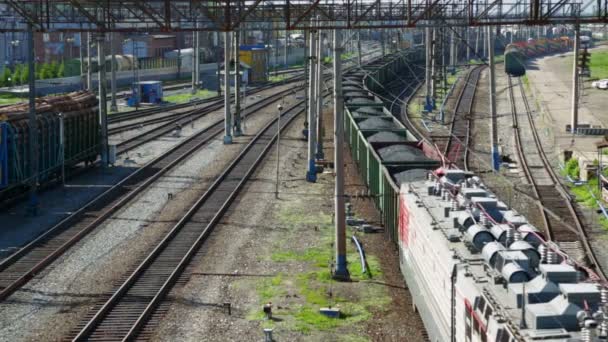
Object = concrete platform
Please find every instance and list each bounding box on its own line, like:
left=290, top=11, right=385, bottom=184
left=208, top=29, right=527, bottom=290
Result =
left=526, top=48, right=608, bottom=162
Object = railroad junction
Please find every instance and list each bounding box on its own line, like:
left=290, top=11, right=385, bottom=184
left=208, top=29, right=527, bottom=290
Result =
left=2, top=1, right=608, bottom=341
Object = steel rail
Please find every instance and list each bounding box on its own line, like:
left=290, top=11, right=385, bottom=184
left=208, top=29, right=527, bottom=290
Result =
left=444, top=66, right=483, bottom=170
left=507, top=75, right=553, bottom=237
left=70, top=93, right=311, bottom=342
left=512, top=76, right=606, bottom=281
left=0, top=86, right=301, bottom=303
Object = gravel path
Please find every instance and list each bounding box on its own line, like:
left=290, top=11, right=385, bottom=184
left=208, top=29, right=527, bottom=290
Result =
left=0, top=88, right=298, bottom=342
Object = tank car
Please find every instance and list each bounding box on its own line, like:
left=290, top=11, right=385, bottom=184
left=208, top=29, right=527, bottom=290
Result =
left=504, top=44, right=526, bottom=77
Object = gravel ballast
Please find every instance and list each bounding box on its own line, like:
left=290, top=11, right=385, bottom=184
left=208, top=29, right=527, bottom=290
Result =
left=0, top=88, right=302, bottom=342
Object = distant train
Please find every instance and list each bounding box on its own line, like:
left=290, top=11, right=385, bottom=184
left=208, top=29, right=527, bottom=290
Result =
left=504, top=37, right=572, bottom=77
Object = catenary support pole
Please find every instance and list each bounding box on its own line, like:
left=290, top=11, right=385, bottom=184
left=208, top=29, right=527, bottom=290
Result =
left=234, top=30, right=242, bottom=136
left=381, top=29, right=386, bottom=57
left=284, top=29, right=288, bottom=68
left=572, top=25, right=580, bottom=135
left=466, top=27, right=471, bottom=62
left=425, top=27, right=433, bottom=111
left=450, top=29, right=456, bottom=69
left=333, top=29, right=349, bottom=280
left=224, top=31, right=232, bottom=144
left=110, top=32, right=118, bottom=112
left=27, top=24, right=38, bottom=215
left=316, top=30, right=324, bottom=160
left=216, top=32, right=222, bottom=96
left=488, top=26, right=499, bottom=171
left=306, top=27, right=318, bottom=182
left=431, top=28, right=437, bottom=100
left=192, top=20, right=199, bottom=94
left=357, top=31, right=362, bottom=66
left=87, top=32, right=93, bottom=90
left=303, top=30, right=309, bottom=134
left=79, top=26, right=85, bottom=90
left=97, top=34, right=109, bottom=167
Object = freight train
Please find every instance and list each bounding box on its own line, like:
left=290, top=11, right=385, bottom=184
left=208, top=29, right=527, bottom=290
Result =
left=0, top=92, right=99, bottom=202
left=346, top=51, right=606, bottom=341
left=504, top=37, right=572, bottom=77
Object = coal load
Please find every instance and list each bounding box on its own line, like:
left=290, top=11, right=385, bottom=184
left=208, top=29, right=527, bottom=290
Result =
left=378, top=144, right=428, bottom=163
left=393, top=169, right=430, bottom=185
left=350, top=97, right=376, bottom=106
left=358, top=117, right=397, bottom=130
left=355, top=107, right=383, bottom=116
left=343, top=85, right=364, bottom=91
left=368, top=131, right=407, bottom=143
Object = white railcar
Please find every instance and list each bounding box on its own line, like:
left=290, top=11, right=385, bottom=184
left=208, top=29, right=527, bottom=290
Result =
left=398, top=169, right=606, bottom=342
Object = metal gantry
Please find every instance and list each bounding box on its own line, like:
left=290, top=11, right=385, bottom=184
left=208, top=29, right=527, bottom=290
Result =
left=0, top=1, right=604, bottom=33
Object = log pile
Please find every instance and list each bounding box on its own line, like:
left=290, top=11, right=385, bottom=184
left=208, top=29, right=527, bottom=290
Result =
left=0, top=91, right=98, bottom=123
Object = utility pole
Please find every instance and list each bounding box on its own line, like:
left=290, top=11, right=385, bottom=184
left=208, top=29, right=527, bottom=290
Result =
left=572, top=25, right=580, bottom=134
left=316, top=30, right=324, bottom=160
left=425, top=27, right=433, bottom=111
left=224, top=31, right=232, bottom=144
left=27, top=24, right=38, bottom=215
left=488, top=26, right=499, bottom=171
left=110, top=32, right=118, bottom=112
left=306, top=25, right=318, bottom=182
left=333, top=29, right=349, bottom=281
left=234, top=30, right=242, bottom=136
left=98, top=34, right=109, bottom=167
left=87, top=32, right=93, bottom=91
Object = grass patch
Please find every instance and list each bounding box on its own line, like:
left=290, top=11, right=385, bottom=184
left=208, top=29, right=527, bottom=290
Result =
left=568, top=177, right=600, bottom=209
left=588, top=51, right=608, bottom=80
left=256, top=273, right=287, bottom=303
left=163, top=89, right=217, bottom=104
left=269, top=74, right=288, bottom=83
left=0, top=93, right=25, bottom=105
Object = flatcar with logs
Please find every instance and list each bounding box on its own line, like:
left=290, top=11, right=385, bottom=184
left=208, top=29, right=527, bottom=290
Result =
left=0, top=91, right=99, bottom=203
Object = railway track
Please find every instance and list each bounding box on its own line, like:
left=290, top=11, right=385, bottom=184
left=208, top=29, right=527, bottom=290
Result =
left=67, top=93, right=309, bottom=341
left=108, top=72, right=305, bottom=134
left=443, top=66, right=483, bottom=170
left=507, top=75, right=606, bottom=281
left=0, top=86, right=301, bottom=303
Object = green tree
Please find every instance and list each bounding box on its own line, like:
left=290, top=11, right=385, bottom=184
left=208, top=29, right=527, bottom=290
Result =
left=57, top=62, right=65, bottom=78
left=49, top=61, right=59, bottom=78
left=12, top=64, right=22, bottom=86
left=40, top=63, right=52, bottom=79
left=35, top=63, right=42, bottom=79
left=0, top=67, right=11, bottom=87
left=19, top=65, right=29, bottom=85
